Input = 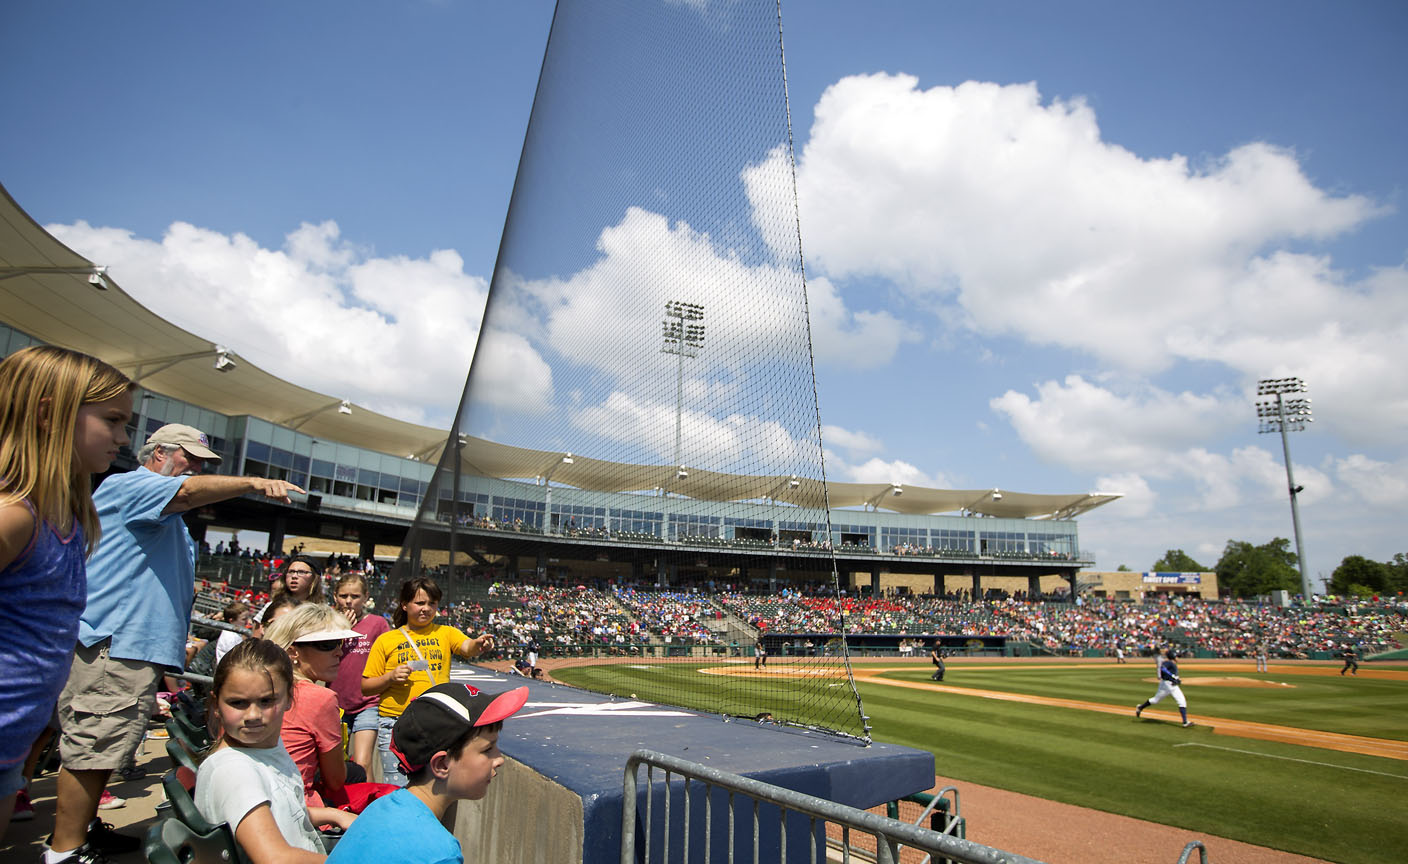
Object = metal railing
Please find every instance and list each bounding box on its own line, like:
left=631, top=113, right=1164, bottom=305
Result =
left=621, top=750, right=1048, bottom=864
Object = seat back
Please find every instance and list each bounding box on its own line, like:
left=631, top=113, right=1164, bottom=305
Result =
left=166, top=736, right=201, bottom=780
left=143, top=816, right=241, bottom=864
left=162, top=768, right=217, bottom=836
left=167, top=714, right=211, bottom=755
left=172, top=707, right=210, bottom=743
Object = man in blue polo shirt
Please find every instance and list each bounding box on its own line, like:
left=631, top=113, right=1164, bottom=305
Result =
left=47, top=424, right=304, bottom=864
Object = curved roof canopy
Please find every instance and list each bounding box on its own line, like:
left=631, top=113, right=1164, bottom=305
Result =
left=0, top=184, right=448, bottom=460
left=455, top=435, right=1120, bottom=520
left=0, top=183, right=1120, bottom=520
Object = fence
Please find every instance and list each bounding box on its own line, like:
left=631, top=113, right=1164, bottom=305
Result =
left=621, top=749, right=1048, bottom=864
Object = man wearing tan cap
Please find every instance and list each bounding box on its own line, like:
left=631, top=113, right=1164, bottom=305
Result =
left=47, top=424, right=304, bottom=864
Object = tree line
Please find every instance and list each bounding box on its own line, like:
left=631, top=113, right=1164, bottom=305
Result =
left=1146, top=544, right=1408, bottom=598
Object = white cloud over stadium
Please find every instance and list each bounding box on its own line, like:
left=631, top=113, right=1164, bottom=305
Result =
left=42, top=68, right=1408, bottom=577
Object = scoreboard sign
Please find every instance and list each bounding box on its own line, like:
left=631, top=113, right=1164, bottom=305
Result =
left=1142, top=572, right=1203, bottom=584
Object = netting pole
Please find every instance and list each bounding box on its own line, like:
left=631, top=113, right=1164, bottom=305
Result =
left=773, top=0, right=871, bottom=742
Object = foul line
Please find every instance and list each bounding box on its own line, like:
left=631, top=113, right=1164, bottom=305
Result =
left=1172, top=742, right=1408, bottom=779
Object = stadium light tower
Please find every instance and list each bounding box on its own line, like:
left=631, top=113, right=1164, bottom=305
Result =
left=661, top=300, right=705, bottom=475
left=1256, top=377, right=1313, bottom=599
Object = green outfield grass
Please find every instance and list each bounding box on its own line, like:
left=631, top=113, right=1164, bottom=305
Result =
left=898, top=662, right=1408, bottom=740
left=553, top=660, right=1408, bottom=864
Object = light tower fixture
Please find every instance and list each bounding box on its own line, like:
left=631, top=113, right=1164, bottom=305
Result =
left=661, top=300, right=705, bottom=476
left=0, top=264, right=110, bottom=289
left=1256, top=377, right=1313, bottom=598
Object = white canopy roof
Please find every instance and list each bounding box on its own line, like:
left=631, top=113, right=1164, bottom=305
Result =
left=0, top=183, right=1120, bottom=521
left=456, top=435, right=1120, bottom=519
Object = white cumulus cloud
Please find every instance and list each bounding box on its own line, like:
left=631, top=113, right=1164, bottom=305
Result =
left=49, top=219, right=489, bottom=427
left=776, top=73, right=1406, bottom=445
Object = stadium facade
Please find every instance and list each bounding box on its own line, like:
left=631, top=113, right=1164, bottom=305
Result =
left=1, top=184, right=1122, bottom=597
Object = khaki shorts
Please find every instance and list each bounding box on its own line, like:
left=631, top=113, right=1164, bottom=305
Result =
left=58, top=639, right=164, bottom=771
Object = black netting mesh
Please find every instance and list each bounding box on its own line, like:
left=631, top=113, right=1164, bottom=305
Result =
left=394, top=0, right=866, bottom=739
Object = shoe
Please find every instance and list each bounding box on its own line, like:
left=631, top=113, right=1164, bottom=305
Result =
left=13, top=788, right=35, bottom=821
left=42, top=841, right=113, bottom=864
left=97, top=791, right=126, bottom=810
left=84, top=818, right=141, bottom=855
left=1134, top=705, right=1143, bottom=718
left=115, top=765, right=145, bottom=782
left=1182, top=721, right=1194, bottom=728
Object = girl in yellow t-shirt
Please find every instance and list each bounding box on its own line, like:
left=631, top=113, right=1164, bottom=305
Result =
left=361, top=577, right=494, bottom=784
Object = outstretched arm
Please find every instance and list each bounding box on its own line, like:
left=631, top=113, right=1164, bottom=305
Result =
left=164, top=476, right=305, bottom=515
left=456, top=633, right=496, bottom=659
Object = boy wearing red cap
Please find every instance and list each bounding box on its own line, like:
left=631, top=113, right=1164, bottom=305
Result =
left=326, top=683, right=529, bottom=864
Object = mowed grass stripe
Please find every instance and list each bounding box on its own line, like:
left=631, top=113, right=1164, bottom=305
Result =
left=856, top=679, right=1407, bottom=864
left=553, top=661, right=1408, bottom=864
left=872, top=663, right=1408, bottom=742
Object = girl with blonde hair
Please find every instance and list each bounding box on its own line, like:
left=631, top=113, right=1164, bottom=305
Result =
left=0, top=346, right=132, bottom=837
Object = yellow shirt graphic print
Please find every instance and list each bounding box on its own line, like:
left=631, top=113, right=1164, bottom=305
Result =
left=364, top=623, right=469, bottom=717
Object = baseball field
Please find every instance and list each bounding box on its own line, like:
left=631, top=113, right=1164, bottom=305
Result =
left=551, top=657, right=1408, bottom=864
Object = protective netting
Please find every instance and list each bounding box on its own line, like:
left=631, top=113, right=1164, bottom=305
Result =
left=395, top=0, right=867, bottom=739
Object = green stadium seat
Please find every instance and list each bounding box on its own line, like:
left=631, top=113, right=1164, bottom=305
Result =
left=166, top=736, right=200, bottom=780
left=144, top=817, right=243, bottom=864
left=161, top=769, right=221, bottom=838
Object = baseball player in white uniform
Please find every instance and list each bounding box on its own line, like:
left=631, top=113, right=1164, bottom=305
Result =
left=1135, top=648, right=1193, bottom=727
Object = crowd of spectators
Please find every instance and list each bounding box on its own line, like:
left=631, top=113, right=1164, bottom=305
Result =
left=611, top=588, right=722, bottom=642
left=199, top=567, right=1407, bottom=661
left=452, top=582, right=649, bottom=654
left=431, top=575, right=1406, bottom=659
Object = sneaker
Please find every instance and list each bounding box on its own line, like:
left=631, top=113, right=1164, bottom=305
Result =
left=84, top=818, right=141, bottom=855
left=43, top=841, right=113, bottom=864
left=1134, top=705, right=1143, bottom=718
left=115, top=765, right=145, bottom=782
left=97, top=791, right=126, bottom=810
left=1182, top=721, right=1195, bottom=728
left=12, top=788, right=35, bottom=821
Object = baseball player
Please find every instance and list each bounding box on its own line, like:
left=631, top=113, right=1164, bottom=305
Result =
left=1255, top=642, right=1268, bottom=673
left=1340, top=645, right=1359, bottom=676
left=1135, top=648, right=1193, bottom=727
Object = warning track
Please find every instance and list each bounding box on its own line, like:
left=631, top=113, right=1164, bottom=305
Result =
left=702, top=662, right=1408, bottom=761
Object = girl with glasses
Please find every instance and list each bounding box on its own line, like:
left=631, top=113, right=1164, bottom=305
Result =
left=272, top=555, right=326, bottom=605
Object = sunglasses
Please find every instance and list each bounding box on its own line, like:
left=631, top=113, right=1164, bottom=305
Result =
left=297, top=639, right=344, bottom=653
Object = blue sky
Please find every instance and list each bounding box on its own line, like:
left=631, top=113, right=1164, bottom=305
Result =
left=4, top=1, right=1406, bottom=583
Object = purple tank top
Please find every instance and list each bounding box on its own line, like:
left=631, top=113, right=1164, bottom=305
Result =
left=0, top=500, right=86, bottom=766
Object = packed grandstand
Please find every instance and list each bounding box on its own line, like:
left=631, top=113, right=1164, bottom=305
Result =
left=197, top=554, right=1407, bottom=662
